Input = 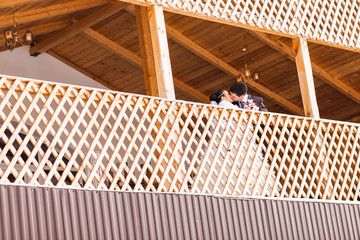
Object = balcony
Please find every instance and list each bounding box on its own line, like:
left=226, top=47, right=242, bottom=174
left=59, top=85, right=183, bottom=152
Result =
left=0, top=75, right=358, bottom=201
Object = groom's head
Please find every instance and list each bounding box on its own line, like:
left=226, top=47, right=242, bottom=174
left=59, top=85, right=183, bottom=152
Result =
left=230, top=82, right=248, bottom=102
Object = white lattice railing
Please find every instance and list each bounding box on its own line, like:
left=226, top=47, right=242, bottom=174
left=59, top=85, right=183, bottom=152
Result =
left=123, top=0, right=360, bottom=50
left=0, top=75, right=359, bottom=200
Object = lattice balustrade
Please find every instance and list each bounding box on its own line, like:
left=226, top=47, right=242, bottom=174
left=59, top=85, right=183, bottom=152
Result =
left=0, top=75, right=359, bottom=200
left=123, top=0, right=360, bottom=50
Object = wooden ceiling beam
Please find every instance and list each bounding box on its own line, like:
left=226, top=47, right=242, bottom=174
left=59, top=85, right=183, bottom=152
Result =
left=83, top=28, right=142, bottom=66
left=46, top=50, right=118, bottom=91
left=0, top=0, right=112, bottom=29
left=82, top=28, right=208, bottom=103
left=30, top=1, right=127, bottom=56
left=164, top=25, right=303, bottom=115
left=0, top=0, right=43, bottom=9
left=250, top=31, right=360, bottom=105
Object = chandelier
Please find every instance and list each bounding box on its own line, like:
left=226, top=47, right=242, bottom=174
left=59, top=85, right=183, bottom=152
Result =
left=4, top=15, right=35, bottom=51
left=239, top=46, right=260, bottom=83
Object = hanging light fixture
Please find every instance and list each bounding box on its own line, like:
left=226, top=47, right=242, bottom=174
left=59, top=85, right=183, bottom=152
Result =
left=241, top=41, right=261, bottom=83
left=244, top=63, right=251, bottom=78
left=4, top=14, right=35, bottom=51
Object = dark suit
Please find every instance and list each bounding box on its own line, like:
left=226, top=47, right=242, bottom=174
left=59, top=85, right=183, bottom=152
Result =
left=234, top=94, right=268, bottom=112
left=233, top=94, right=268, bottom=156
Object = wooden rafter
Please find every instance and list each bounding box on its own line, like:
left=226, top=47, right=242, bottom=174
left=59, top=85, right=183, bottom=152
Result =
left=82, top=28, right=209, bottom=103
left=30, top=1, right=127, bottom=56
left=250, top=31, right=360, bottom=105
left=165, top=25, right=304, bottom=115
left=0, top=0, right=43, bottom=9
left=46, top=50, right=118, bottom=91
left=0, top=0, right=112, bottom=29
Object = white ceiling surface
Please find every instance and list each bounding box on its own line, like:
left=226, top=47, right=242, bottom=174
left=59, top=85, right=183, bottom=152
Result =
left=0, top=46, right=108, bottom=89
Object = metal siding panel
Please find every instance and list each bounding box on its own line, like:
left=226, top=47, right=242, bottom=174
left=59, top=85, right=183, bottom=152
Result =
left=318, top=201, right=330, bottom=240
left=75, top=189, right=90, bottom=240
left=229, top=198, right=241, bottom=239
left=56, top=188, right=68, bottom=240
left=205, top=196, right=218, bottom=240
left=292, top=201, right=303, bottom=240
left=349, top=205, right=360, bottom=239
left=236, top=198, right=250, bottom=239
left=84, top=189, right=98, bottom=240
left=178, top=194, right=190, bottom=240
left=264, top=199, right=277, bottom=239
left=217, top=197, right=230, bottom=239
left=2, top=185, right=360, bottom=239
left=153, top=193, right=166, bottom=239
left=129, top=192, right=143, bottom=240
left=108, top=192, right=121, bottom=240
left=223, top=197, right=235, bottom=240
left=339, top=204, right=350, bottom=240
left=242, top=200, right=253, bottom=239
left=281, top=200, right=292, bottom=239
left=17, top=187, right=30, bottom=240
left=93, top=191, right=105, bottom=240
left=191, top=195, right=204, bottom=240
left=26, top=187, right=38, bottom=240
left=171, top=194, right=183, bottom=239
left=310, top=201, right=319, bottom=239
left=247, top=199, right=259, bottom=240
left=184, top=193, right=198, bottom=240
left=100, top=191, right=113, bottom=240
left=278, top=199, right=290, bottom=239
left=287, top=200, right=298, bottom=240
left=122, top=192, right=136, bottom=240
left=164, top=193, right=177, bottom=240
left=3, top=186, right=14, bottom=240
left=301, top=200, right=312, bottom=239
left=136, top=193, right=150, bottom=239
left=68, top=189, right=82, bottom=240
left=270, top=200, right=282, bottom=239
left=114, top=191, right=128, bottom=240
left=344, top=204, right=355, bottom=240
left=34, top=186, right=48, bottom=239
left=325, top=201, right=337, bottom=239
left=198, top=194, right=211, bottom=240
left=257, top=199, right=270, bottom=240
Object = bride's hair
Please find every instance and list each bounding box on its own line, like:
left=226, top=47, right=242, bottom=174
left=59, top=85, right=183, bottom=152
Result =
left=210, top=89, right=226, bottom=104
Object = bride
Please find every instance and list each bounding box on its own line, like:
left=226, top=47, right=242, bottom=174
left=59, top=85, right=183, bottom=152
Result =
left=205, top=89, right=277, bottom=196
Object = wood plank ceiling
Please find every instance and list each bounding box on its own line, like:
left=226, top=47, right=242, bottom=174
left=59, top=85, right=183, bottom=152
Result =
left=0, top=0, right=359, bottom=123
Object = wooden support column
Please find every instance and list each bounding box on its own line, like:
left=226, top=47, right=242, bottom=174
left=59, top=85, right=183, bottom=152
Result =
left=146, top=5, right=175, bottom=100
left=293, top=37, right=320, bottom=118
left=136, top=6, right=180, bottom=191
left=135, top=5, right=158, bottom=96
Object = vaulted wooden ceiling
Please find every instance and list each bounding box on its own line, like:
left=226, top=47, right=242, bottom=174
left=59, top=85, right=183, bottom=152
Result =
left=1, top=0, right=359, bottom=123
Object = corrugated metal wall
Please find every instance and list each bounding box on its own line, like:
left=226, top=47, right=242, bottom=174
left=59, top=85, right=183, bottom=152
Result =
left=0, top=184, right=359, bottom=240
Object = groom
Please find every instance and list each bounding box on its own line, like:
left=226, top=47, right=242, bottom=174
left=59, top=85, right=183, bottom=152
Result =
left=229, top=82, right=268, bottom=112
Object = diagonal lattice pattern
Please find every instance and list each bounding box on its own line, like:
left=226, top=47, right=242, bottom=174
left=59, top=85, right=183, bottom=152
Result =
left=129, top=0, right=360, bottom=50
left=0, top=75, right=359, bottom=200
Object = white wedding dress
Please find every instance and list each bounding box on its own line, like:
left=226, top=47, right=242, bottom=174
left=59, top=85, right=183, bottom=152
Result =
left=203, top=100, right=277, bottom=196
